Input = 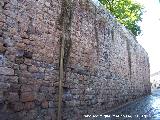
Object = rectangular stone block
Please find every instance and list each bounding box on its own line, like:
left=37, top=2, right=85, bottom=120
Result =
left=21, top=92, right=35, bottom=102
left=41, top=100, right=49, bottom=108
left=0, top=67, right=14, bottom=75
left=13, top=102, right=24, bottom=112
left=21, top=85, right=33, bottom=92
left=6, top=92, right=19, bottom=102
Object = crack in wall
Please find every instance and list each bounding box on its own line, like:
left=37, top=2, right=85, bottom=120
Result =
left=57, top=0, right=73, bottom=119
left=94, top=6, right=100, bottom=61
left=57, top=0, right=73, bottom=71
left=126, top=39, right=132, bottom=80
left=0, top=0, right=151, bottom=119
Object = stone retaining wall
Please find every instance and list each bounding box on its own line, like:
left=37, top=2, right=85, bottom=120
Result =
left=0, top=0, right=150, bottom=119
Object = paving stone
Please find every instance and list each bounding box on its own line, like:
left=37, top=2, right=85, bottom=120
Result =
left=93, top=90, right=160, bottom=120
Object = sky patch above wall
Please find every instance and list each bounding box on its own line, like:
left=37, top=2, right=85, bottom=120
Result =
left=134, top=0, right=160, bottom=74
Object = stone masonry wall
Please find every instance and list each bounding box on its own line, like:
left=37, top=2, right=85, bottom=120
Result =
left=0, top=0, right=150, bottom=120
left=0, top=0, right=61, bottom=119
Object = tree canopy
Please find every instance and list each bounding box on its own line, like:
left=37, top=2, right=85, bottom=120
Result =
left=98, top=0, right=143, bottom=36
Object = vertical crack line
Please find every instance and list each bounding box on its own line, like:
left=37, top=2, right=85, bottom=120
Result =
left=94, top=6, right=99, bottom=60
left=58, top=36, right=64, bottom=120
left=126, top=39, right=132, bottom=80
left=57, top=0, right=73, bottom=120
left=111, top=28, right=114, bottom=42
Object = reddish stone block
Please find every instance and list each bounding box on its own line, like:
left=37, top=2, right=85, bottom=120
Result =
left=42, top=100, right=49, bottom=108
left=21, top=92, right=35, bottom=102
left=24, top=102, right=35, bottom=110
left=21, top=85, right=33, bottom=92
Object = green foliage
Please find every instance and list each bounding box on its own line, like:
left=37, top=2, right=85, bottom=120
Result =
left=98, top=0, right=143, bottom=36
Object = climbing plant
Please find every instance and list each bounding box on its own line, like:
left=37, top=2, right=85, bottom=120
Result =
left=98, top=0, right=143, bottom=36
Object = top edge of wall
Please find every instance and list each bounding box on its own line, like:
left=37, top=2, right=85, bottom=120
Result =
left=89, top=0, right=148, bottom=56
left=90, top=0, right=135, bottom=39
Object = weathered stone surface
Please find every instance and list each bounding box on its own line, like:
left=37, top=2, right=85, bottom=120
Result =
left=0, top=82, right=10, bottom=91
left=19, top=64, right=27, bottom=70
left=15, top=57, right=24, bottom=64
left=42, top=101, right=49, bottom=108
left=0, top=0, right=150, bottom=119
left=21, top=85, right=34, bottom=92
left=0, top=67, right=14, bottom=75
left=6, top=92, right=19, bottom=102
left=20, top=92, right=35, bottom=102
left=0, top=42, right=6, bottom=53
left=0, top=55, right=5, bottom=66
left=23, top=50, right=33, bottom=59
left=48, top=101, right=55, bottom=108
left=16, top=43, right=26, bottom=49
left=24, top=102, right=35, bottom=110
left=28, top=65, right=38, bottom=73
